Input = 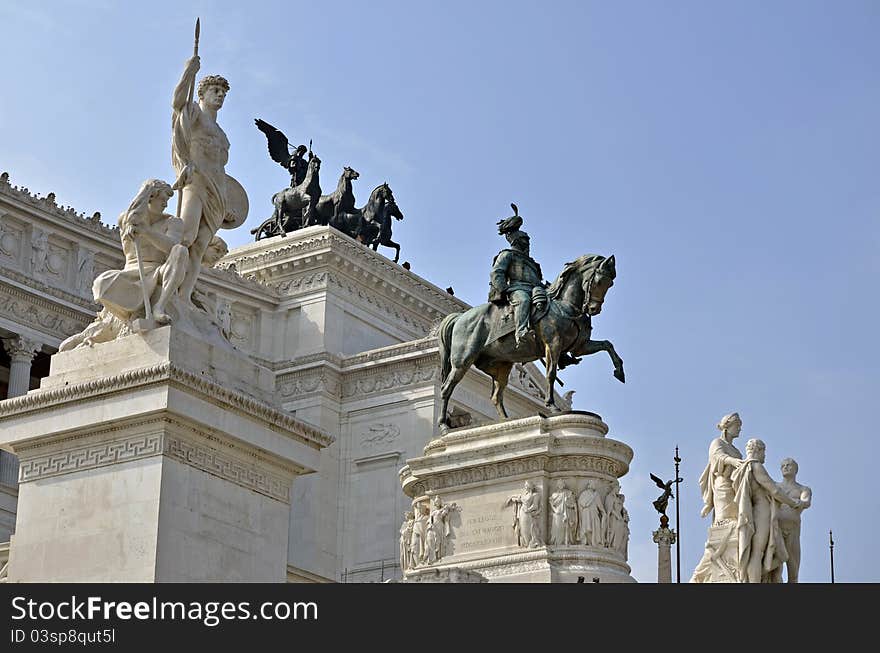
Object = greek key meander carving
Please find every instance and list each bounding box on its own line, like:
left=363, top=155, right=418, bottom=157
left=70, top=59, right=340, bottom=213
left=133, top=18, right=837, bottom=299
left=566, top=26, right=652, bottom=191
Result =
left=19, top=433, right=164, bottom=483
left=164, top=433, right=293, bottom=502
left=16, top=421, right=295, bottom=502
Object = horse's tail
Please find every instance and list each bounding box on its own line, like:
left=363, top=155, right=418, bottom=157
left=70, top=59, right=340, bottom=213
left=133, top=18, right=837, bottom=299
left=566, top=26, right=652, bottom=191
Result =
left=436, top=312, right=461, bottom=384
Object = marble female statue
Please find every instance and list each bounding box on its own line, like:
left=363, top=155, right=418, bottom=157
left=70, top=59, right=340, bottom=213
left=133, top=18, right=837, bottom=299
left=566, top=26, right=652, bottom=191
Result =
left=607, top=492, right=629, bottom=557
left=731, top=438, right=802, bottom=583
left=771, top=458, right=812, bottom=583
left=699, top=412, right=745, bottom=524
left=548, top=480, right=577, bottom=545
left=577, top=479, right=606, bottom=546
left=409, top=502, right=429, bottom=567
left=505, top=480, right=544, bottom=548
left=399, top=511, right=415, bottom=572
left=690, top=413, right=747, bottom=582
left=424, top=495, right=457, bottom=564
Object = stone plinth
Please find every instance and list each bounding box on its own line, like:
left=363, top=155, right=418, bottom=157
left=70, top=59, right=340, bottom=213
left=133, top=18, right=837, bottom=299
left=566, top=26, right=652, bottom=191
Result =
left=0, top=326, right=332, bottom=582
left=690, top=522, right=740, bottom=583
left=399, top=412, right=636, bottom=583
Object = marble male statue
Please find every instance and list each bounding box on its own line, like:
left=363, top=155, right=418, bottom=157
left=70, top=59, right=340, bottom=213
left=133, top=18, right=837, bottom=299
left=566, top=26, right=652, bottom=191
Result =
left=770, top=457, right=812, bottom=583
left=59, top=179, right=188, bottom=351
left=505, top=480, right=544, bottom=548
left=732, top=438, right=802, bottom=583
left=171, top=54, right=243, bottom=307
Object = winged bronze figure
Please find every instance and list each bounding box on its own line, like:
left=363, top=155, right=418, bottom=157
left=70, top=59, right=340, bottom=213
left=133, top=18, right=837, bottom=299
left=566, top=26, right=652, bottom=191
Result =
left=649, top=473, right=675, bottom=517
left=254, top=118, right=309, bottom=188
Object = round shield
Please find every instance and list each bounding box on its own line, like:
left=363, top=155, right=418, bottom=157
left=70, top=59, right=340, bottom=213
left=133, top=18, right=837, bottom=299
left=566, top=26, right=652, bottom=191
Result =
left=222, top=174, right=249, bottom=229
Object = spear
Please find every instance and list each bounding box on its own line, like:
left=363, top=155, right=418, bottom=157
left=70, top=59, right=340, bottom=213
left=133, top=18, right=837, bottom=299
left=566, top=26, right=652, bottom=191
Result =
left=187, top=18, right=201, bottom=105
left=133, top=237, right=153, bottom=325
left=177, top=18, right=200, bottom=218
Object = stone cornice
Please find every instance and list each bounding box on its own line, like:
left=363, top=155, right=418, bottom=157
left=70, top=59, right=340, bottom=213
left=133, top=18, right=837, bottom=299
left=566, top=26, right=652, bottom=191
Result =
left=275, top=339, right=551, bottom=407
left=341, top=337, right=435, bottom=368
left=224, top=227, right=467, bottom=315
left=0, top=175, right=119, bottom=242
left=0, top=279, right=91, bottom=343
left=1, top=266, right=98, bottom=314
left=278, top=350, right=345, bottom=374
left=201, top=264, right=280, bottom=302
left=402, top=453, right=627, bottom=497
left=425, top=412, right=610, bottom=453
left=0, top=361, right=333, bottom=450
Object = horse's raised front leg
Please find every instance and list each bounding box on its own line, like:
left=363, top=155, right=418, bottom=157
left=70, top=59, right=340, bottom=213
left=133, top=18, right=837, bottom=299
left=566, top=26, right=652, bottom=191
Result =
left=578, top=339, right=625, bottom=383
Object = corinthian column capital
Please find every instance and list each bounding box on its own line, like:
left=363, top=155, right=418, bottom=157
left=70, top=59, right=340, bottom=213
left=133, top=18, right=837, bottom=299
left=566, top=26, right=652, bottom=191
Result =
left=2, top=335, right=42, bottom=362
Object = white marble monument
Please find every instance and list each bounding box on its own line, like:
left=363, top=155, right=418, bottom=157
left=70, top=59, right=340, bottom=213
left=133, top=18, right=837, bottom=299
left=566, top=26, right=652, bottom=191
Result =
left=0, top=325, right=331, bottom=581
left=399, top=411, right=635, bottom=582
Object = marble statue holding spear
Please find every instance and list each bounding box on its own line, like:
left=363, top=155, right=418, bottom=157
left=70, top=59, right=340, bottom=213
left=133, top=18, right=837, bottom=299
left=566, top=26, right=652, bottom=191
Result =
left=171, top=18, right=248, bottom=309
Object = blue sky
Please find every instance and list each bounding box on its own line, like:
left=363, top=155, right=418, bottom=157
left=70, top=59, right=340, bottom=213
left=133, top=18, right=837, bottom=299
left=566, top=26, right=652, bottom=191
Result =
left=2, top=0, right=878, bottom=582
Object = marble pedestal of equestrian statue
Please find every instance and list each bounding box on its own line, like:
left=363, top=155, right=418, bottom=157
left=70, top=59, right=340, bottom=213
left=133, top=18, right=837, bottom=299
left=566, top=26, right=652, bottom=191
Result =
left=0, top=325, right=331, bottom=582
left=399, top=412, right=636, bottom=583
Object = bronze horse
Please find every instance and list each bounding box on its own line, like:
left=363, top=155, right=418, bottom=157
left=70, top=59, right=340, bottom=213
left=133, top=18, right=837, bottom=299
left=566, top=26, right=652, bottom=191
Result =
left=314, top=166, right=360, bottom=226
left=437, top=254, right=624, bottom=429
left=370, top=196, right=404, bottom=263
left=249, top=155, right=322, bottom=240
left=352, top=183, right=395, bottom=245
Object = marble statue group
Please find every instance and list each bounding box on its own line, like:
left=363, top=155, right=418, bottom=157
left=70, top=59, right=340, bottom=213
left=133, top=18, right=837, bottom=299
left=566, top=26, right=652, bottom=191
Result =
left=691, top=412, right=812, bottom=583
left=59, top=24, right=246, bottom=352
left=399, top=496, right=459, bottom=572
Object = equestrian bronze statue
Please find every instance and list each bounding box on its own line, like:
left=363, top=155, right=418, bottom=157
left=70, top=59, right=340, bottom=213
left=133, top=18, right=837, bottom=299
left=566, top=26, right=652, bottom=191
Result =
left=437, top=206, right=624, bottom=429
